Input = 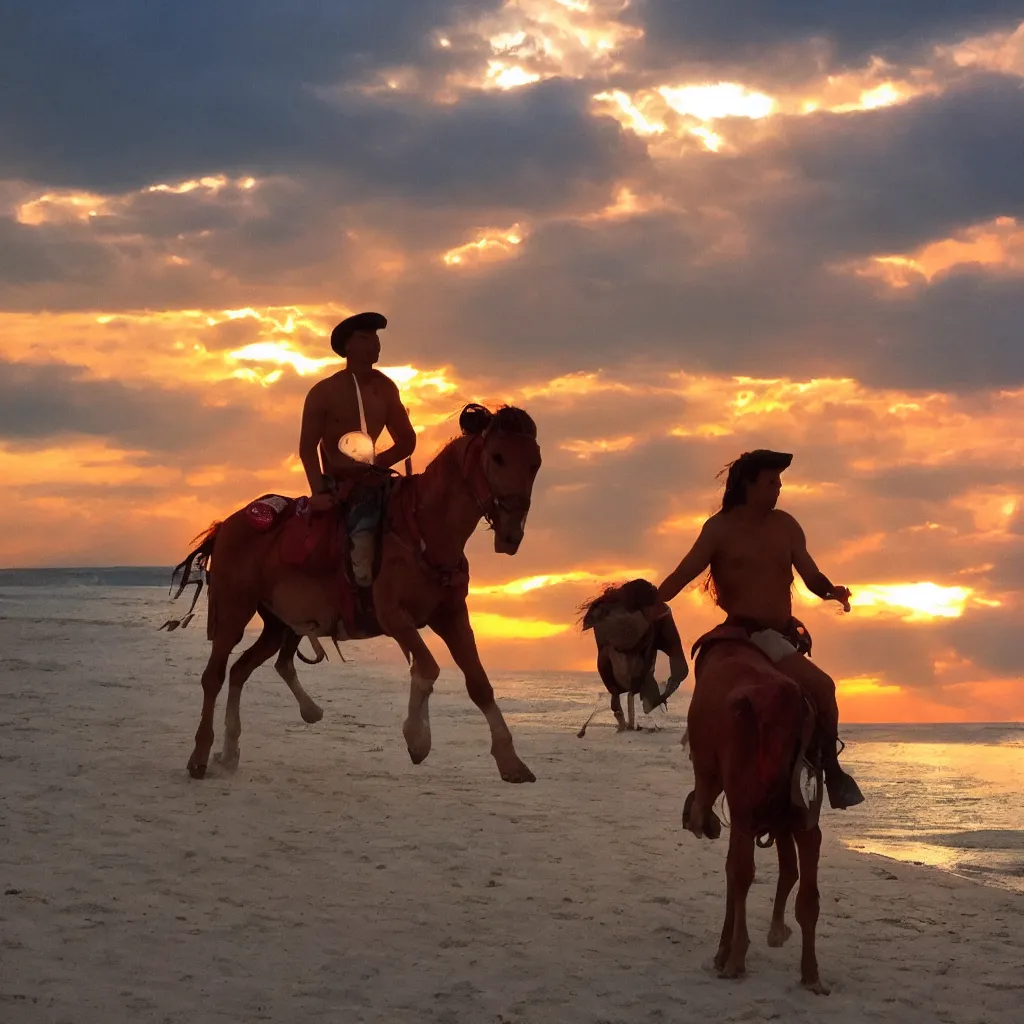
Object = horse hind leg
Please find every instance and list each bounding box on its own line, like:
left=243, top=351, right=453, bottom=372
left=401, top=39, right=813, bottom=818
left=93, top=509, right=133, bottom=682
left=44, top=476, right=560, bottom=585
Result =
left=719, top=828, right=755, bottom=979
left=767, top=829, right=798, bottom=947
left=275, top=631, right=324, bottom=724
left=188, top=618, right=248, bottom=779
left=794, top=825, right=829, bottom=995
left=215, top=614, right=285, bottom=773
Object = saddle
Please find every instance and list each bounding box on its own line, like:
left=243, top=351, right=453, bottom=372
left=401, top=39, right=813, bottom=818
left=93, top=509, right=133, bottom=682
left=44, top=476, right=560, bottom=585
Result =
left=689, top=616, right=812, bottom=675
left=244, top=475, right=393, bottom=638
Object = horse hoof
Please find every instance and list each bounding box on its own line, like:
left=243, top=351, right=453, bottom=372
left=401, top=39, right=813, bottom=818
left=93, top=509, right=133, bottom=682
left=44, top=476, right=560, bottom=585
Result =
left=767, top=923, right=792, bottom=947
left=802, top=978, right=830, bottom=996
left=705, top=808, right=723, bottom=840
left=499, top=761, right=536, bottom=784
left=718, top=963, right=744, bottom=981
left=187, top=761, right=207, bottom=780
left=213, top=750, right=239, bottom=774
left=402, top=719, right=431, bottom=764
left=300, top=703, right=324, bottom=724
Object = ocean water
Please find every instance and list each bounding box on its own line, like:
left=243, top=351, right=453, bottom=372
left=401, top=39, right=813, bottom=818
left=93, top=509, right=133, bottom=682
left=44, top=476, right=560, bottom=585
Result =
left=2, top=568, right=1022, bottom=896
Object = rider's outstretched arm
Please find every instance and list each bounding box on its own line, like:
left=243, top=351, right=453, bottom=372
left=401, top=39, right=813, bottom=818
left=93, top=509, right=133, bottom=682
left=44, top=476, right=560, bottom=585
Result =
left=787, top=513, right=851, bottom=609
left=656, top=517, right=718, bottom=603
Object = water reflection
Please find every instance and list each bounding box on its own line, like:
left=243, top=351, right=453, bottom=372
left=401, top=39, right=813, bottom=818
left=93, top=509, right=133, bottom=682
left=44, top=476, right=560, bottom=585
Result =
left=836, top=727, right=1024, bottom=893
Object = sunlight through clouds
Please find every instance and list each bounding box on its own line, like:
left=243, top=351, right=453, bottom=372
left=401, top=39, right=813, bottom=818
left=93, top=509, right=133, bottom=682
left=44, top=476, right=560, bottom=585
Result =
left=469, top=611, right=570, bottom=639
left=442, top=225, right=526, bottom=266
left=809, top=582, right=1002, bottom=623
left=469, top=568, right=655, bottom=597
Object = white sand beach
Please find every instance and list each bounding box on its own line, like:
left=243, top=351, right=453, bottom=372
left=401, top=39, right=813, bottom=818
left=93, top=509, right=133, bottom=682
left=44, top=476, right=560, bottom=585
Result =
left=2, top=594, right=1022, bottom=1024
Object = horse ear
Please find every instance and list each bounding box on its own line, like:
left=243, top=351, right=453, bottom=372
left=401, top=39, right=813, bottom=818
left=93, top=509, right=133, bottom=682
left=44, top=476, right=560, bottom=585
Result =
left=459, top=403, right=493, bottom=435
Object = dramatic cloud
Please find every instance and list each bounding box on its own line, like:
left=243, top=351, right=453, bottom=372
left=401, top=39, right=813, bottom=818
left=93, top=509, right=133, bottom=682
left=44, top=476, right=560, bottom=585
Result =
left=635, top=1, right=1024, bottom=70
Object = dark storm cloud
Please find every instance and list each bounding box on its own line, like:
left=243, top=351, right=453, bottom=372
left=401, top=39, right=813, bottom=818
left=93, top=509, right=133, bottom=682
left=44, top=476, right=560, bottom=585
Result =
left=940, top=606, right=1024, bottom=676
left=0, top=2, right=639, bottom=204
left=1, top=5, right=1022, bottom=396
left=0, top=357, right=243, bottom=452
left=0, top=217, right=113, bottom=285
left=756, top=75, right=1024, bottom=259
left=380, top=77, right=1024, bottom=391
left=633, top=1, right=1024, bottom=69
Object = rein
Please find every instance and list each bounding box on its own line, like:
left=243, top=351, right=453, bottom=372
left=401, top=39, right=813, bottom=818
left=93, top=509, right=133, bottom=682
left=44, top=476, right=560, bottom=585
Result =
left=386, top=433, right=497, bottom=592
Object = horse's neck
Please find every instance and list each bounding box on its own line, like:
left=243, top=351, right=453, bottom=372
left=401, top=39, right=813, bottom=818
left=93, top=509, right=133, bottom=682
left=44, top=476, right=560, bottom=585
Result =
left=412, top=440, right=481, bottom=565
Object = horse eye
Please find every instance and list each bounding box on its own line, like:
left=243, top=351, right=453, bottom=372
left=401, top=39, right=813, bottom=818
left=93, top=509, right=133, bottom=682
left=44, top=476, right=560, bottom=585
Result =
left=493, top=452, right=505, bottom=467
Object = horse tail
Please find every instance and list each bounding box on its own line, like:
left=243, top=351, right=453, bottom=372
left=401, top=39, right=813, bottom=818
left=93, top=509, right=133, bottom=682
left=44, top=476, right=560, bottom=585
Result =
left=727, top=678, right=803, bottom=845
left=158, top=521, right=222, bottom=633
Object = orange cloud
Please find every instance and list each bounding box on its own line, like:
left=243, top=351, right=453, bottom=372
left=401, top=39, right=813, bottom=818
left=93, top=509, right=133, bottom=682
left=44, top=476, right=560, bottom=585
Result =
left=846, top=217, right=1024, bottom=288
left=442, top=225, right=526, bottom=266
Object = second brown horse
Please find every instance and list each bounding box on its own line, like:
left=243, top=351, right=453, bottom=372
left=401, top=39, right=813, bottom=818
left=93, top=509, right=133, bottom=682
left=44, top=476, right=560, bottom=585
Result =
left=684, top=631, right=829, bottom=994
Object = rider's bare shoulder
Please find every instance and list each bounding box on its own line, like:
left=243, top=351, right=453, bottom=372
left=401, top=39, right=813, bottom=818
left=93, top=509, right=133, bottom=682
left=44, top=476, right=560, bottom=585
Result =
left=303, top=376, right=332, bottom=407
left=773, top=508, right=801, bottom=530
left=700, top=511, right=730, bottom=547
left=368, top=368, right=400, bottom=392
left=704, top=510, right=728, bottom=534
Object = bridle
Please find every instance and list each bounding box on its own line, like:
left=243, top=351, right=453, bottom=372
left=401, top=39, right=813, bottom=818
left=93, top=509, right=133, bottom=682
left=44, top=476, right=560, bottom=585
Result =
left=459, top=428, right=531, bottom=533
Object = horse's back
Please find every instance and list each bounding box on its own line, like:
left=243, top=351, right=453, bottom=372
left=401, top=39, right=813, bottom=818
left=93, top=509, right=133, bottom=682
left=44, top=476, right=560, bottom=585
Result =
left=688, top=641, right=803, bottom=811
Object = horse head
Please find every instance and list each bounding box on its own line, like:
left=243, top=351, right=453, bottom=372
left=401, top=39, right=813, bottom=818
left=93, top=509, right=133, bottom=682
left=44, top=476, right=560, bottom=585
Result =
left=458, top=403, right=542, bottom=555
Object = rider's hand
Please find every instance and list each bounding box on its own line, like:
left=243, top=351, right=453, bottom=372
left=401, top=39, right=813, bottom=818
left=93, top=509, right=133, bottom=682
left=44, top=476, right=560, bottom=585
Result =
left=309, top=492, right=335, bottom=514
left=830, top=585, right=852, bottom=613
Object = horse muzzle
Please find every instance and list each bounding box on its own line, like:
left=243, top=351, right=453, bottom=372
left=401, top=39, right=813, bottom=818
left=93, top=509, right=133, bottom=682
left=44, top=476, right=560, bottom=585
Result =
left=494, top=528, right=524, bottom=555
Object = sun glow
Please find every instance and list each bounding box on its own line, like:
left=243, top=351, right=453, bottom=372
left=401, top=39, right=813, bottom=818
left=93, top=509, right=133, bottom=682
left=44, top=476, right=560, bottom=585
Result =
left=228, top=342, right=335, bottom=377
left=847, top=583, right=994, bottom=622
left=561, top=435, right=637, bottom=458
left=469, top=611, right=570, bottom=639
left=442, top=225, right=526, bottom=266
left=470, top=569, right=655, bottom=597
left=658, top=82, right=775, bottom=120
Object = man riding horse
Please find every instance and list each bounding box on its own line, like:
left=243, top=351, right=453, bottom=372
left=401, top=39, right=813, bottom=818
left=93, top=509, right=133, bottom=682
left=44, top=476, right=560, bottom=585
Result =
left=656, top=449, right=864, bottom=811
left=299, top=311, right=417, bottom=586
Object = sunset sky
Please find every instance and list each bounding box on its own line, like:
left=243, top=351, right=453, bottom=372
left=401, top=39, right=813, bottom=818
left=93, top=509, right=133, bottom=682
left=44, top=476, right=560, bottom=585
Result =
left=2, top=1, right=1023, bottom=721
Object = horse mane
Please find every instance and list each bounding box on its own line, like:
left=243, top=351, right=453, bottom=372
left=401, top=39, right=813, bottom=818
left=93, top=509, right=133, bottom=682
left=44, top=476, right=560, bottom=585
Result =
left=577, top=578, right=658, bottom=632
left=423, top=403, right=538, bottom=475
left=459, top=402, right=537, bottom=439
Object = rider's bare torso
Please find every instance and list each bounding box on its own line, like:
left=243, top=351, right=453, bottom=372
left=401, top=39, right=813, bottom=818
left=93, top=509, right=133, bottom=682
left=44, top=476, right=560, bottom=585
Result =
left=314, top=369, right=393, bottom=477
left=708, top=508, right=798, bottom=629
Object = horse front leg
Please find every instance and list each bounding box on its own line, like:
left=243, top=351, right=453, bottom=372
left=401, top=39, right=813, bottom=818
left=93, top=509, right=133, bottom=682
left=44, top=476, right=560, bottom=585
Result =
left=429, top=602, right=535, bottom=784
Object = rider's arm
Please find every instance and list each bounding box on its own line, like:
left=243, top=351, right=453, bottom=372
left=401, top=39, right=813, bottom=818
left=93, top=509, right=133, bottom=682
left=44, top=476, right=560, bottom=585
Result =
left=373, top=379, right=417, bottom=470
left=299, top=386, right=328, bottom=494
left=788, top=514, right=850, bottom=607
left=656, top=518, right=718, bottom=603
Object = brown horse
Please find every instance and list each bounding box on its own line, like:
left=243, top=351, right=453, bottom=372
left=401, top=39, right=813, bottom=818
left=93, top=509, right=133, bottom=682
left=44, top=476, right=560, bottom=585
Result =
left=167, top=403, right=542, bottom=784
left=683, top=635, right=828, bottom=994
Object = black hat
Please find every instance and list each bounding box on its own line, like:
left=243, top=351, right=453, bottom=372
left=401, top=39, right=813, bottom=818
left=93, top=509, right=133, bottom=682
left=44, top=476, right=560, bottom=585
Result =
left=734, top=449, right=792, bottom=474
left=330, top=312, right=387, bottom=356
